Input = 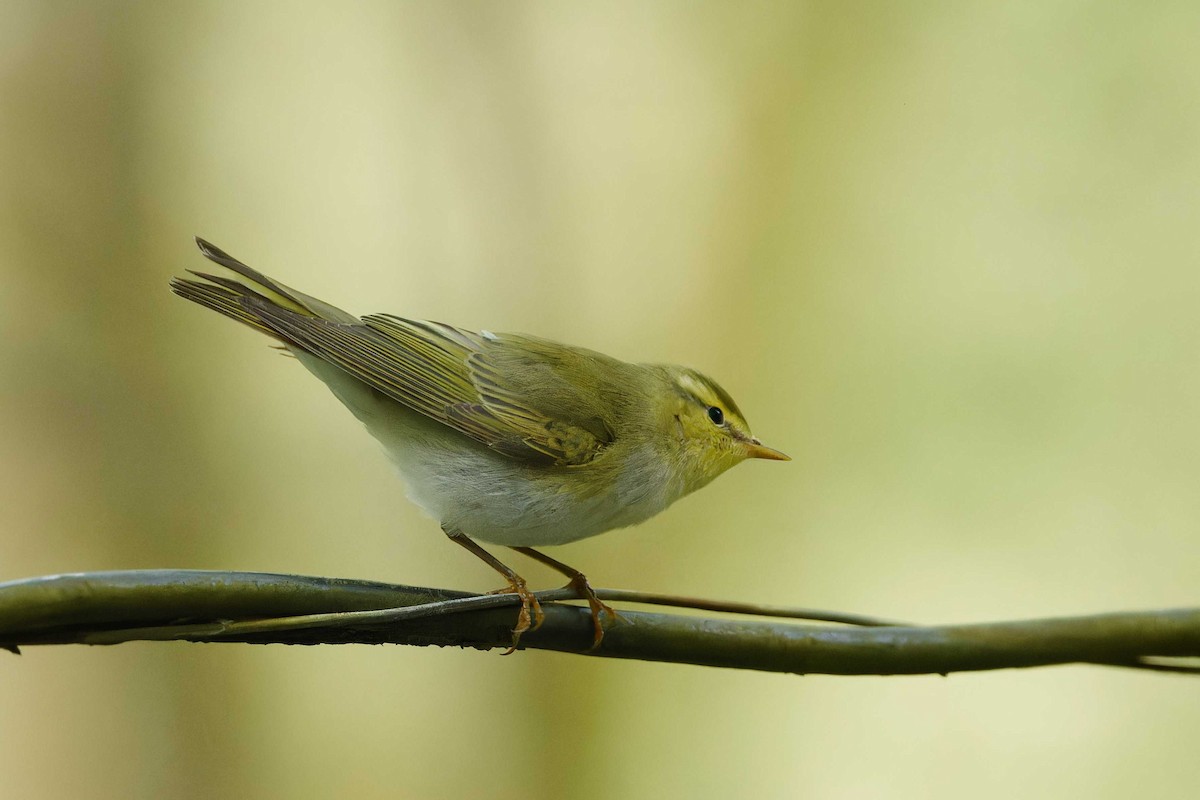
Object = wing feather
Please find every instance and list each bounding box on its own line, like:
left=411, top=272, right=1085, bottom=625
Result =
left=174, top=240, right=617, bottom=466
left=247, top=300, right=612, bottom=465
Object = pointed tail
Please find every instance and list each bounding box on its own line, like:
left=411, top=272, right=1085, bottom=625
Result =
left=170, top=237, right=359, bottom=341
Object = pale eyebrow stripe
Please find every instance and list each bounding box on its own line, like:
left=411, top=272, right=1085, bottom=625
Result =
left=674, top=372, right=710, bottom=403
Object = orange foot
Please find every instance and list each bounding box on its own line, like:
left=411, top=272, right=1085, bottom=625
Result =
left=564, top=574, right=621, bottom=651
left=488, top=575, right=544, bottom=653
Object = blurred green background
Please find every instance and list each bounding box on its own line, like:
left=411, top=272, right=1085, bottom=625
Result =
left=2, top=2, right=1199, bottom=797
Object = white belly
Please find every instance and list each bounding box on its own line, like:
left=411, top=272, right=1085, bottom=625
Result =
left=383, top=417, right=677, bottom=546
left=299, top=352, right=680, bottom=546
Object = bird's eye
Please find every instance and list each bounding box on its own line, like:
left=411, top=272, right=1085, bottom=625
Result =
left=707, top=406, right=725, bottom=425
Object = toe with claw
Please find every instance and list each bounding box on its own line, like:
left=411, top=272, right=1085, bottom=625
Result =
left=565, top=573, right=621, bottom=650
left=489, top=575, right=544, bottom=653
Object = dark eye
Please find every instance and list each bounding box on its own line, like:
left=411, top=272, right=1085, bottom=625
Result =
left=707, top=406, right=724, bottom=425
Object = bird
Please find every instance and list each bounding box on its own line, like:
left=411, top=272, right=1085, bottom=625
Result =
left=171, top=238, right=788, bottom=649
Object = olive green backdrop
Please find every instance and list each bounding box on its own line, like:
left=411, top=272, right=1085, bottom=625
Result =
left=2, top=2, right=1198, bottom=798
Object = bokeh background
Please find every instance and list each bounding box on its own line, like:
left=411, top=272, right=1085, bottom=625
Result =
left=3, top=2, right=1199, bottom=797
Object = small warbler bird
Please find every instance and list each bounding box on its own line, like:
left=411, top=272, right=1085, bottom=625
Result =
left=172, top=238, right=788, bottom=648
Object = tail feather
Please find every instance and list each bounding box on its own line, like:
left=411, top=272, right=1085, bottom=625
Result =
left=169, top=277, right=283, bottom=340
left=172, top=237, right=360, bottom=342
left=192, top=238, right=313, bottom=318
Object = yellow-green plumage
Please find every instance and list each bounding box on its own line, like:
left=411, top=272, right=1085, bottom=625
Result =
left=171, top=238, right=787, bottom=551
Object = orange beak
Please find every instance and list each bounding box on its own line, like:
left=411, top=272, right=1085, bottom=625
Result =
left=744, top=438, right=791, bottom=461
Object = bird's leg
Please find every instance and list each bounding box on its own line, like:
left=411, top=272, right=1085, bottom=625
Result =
left=443, top=526, right=543, bottom=652
left=510, top=546, right=618, bottom=650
